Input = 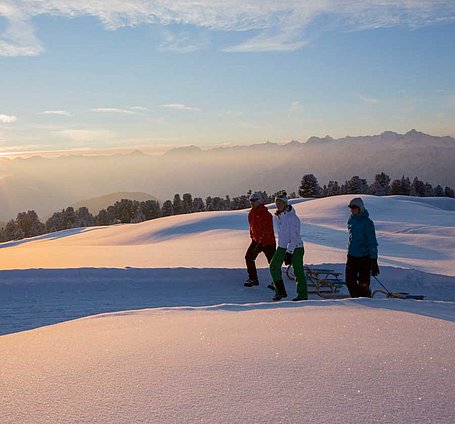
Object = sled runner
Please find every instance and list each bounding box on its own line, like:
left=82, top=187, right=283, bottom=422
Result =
left=286, top=265, right=346, bottom=296
left=371, top=276, right=425, bottom=300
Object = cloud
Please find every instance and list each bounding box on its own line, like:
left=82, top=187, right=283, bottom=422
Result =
left=0, top=1, right=454, bottom=55
left=0, top=114, right=17, bottom=124
left=159, top=29, right=210, bottom=53
left=56, top=128, right=117, bottom=143
left=359, top=96, right=379, bottom=104
left=90, top=107, right=137, bottom=114
left=161, top=104, right=200, bottom=112
left=41, top=110, right=73, bottom=116
left=288, top=101, right=303, bottom=115
left=128, top=106, right=148, bottom=111
left=0, top=6, right=44, bottom=56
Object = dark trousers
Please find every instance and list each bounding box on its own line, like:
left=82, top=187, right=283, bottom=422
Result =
left=245, top=241, right=276, bottom=280
left=345, top=255, right=372, bottom=298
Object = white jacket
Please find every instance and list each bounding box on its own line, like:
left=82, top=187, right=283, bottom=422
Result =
left=273, top=205, right=303, bottom=253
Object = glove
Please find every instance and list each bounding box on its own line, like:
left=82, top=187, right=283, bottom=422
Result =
left=370, top=258, right=380, bottom=277
left=284, top=252, right=293, bottom=266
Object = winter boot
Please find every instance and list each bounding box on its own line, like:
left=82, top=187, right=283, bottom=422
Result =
left=272, top=279, right=287, bottom=301
left=292, top=296, right=308, bottom=301
left=244, top=278, right=259, bottom=287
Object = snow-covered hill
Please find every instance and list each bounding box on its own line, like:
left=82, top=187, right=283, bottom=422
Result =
left=1, top=195, right=454, bottom=423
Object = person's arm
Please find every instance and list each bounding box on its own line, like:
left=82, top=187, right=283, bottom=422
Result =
left=366, top=220, right=380, bottom=276
left=286, top=215, right=301, bottom=254
left=366, top=220, right=378, bottom=259
left=258, top=209, right=274, bottom=244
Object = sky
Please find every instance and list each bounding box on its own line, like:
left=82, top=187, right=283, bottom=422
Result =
left=0, top=1, right=455, bottom=156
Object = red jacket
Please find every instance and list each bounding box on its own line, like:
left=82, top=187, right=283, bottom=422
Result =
left=248, top=205, right=275, bottom=245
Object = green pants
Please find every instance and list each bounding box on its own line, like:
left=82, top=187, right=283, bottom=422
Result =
left=270, top=247, right=308, bottom=299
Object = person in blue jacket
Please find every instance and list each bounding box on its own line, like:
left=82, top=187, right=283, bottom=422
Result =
left=346, top=197, right=379, bottom=297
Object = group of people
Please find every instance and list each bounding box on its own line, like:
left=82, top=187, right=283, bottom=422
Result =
left=244, top=192, right=379, bottom=301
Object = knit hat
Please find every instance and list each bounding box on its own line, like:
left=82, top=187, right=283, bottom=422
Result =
left=249, top=192, right=262, bottom=202
left=348, top=197, right=365, bottom=212
left=275, top=191, right=288, bottom=206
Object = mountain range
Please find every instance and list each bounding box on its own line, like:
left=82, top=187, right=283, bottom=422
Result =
left=0, top=130, right=453, bottom=221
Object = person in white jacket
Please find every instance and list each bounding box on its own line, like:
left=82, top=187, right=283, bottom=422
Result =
left=269, top=192, right=308, bottom=301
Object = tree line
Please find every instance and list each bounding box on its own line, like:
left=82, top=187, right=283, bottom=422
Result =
left=1, top=172, right=453, bottom=242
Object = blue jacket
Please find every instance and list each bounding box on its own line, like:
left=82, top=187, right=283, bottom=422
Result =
left=347, top=209, right=378, bottom=259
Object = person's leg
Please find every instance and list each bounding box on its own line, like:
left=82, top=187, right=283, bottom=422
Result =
left=245, top=241, right=260, bottom=281
left=263, top=244, right=277, bottom=290
left=263, top=243, right=276, bottom=264
left=269, top=247, right=287, bottom=298
left=292, top=247, right=308, bottom=300
left=345, top=255, right=361, bottom=298
left=269, top=247, right=286, bottom=283
left=357, top=257, right=372, bottom=297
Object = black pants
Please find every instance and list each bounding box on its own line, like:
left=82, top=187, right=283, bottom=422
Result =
left=345, top=255, right=372, bottom=298
left=245, top=241, right=276, bottom=281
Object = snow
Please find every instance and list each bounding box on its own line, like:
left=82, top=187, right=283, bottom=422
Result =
left=1, top=195, right=454, bottom=423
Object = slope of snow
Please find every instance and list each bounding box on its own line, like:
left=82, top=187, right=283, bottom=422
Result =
left=1, top=195, right=454, bottom=423
left=2, top=303, right=454, bottom=424
left=1, top=195, right=454, bottom=276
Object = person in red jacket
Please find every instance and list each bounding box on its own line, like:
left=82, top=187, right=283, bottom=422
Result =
left=244, top=192, right=276, bottom=287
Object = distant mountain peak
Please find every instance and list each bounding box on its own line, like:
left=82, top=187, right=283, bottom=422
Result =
left=306, top=135, right=334, bottom=144
left=164, top=145, right=203, bottom=156
left=404, top=129, right=427, bottom=137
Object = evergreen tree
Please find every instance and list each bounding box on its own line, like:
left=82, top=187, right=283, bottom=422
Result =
left=161, top=200, right=173, bottom=216
left=424, top=183, right=434, bottom=197
left=172, top=194, right=184, bottom=215
left=345, top=176, right=369, bottom=194
left=140, top=200, right=161, bottom=220
left=96, top=208, right=115, bottom=225
left=15, top=210, right=45, bottom=238
left=410, top=177, right=425, bottom=197
left=390, top=176, right=411, bottom=195
left=326, top=180, right=341, bottom=197
left=192, top=197, right=205, bottom=212
left=369, top=172, right=391, bottom=196
left=444, top=186, right=455, bottom=198
left=434, top=185, right=445, bottom=197
left=63, top=207, right=77, bottom=228
left=46, top=210, right=66, bottom=233
left=76, top=207, right=95, bottom=227
left=112, top=199, right=138, bottom=223
left=182, top=193, right=193, bottom=214
left=299, top=174, right=321, bottom=197
left=5, top=219, right=22, bottom=240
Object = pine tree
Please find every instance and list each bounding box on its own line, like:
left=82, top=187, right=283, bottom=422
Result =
left=444, top=186, right=455, bottom=198
left=96, top=209, right=115, bottom=225
left=434, top=185, right=445, bottom=197
left=423, top=183, right=434, bottom=197
left=410, top=177, right=425, bottom=197
left=326, top=181, right=341, bottom=197
left=76, top=207, right=95, bottom=227
left=299, top=174, right=321, bottom=197
left=140, top=200, right=161, bottom=220
left=390, top=176, right=411, bottom=195
left=192, top=197, right=205, bottom=212
left=182, top=193, right=193, bottom=214
left=172, top=194, right=184, bottom=215
left=15, top=210, right=45, bottom=238
left=161, top=200, right=173, bottom=216
left=369, top=172, right=391, bottom=196
left=345, top=176, right=368, bottom=194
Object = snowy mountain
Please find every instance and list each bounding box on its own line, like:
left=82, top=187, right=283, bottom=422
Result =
left=0, top=130, right=454, bottom=221
left=1, top=195, right=454, bottom=423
